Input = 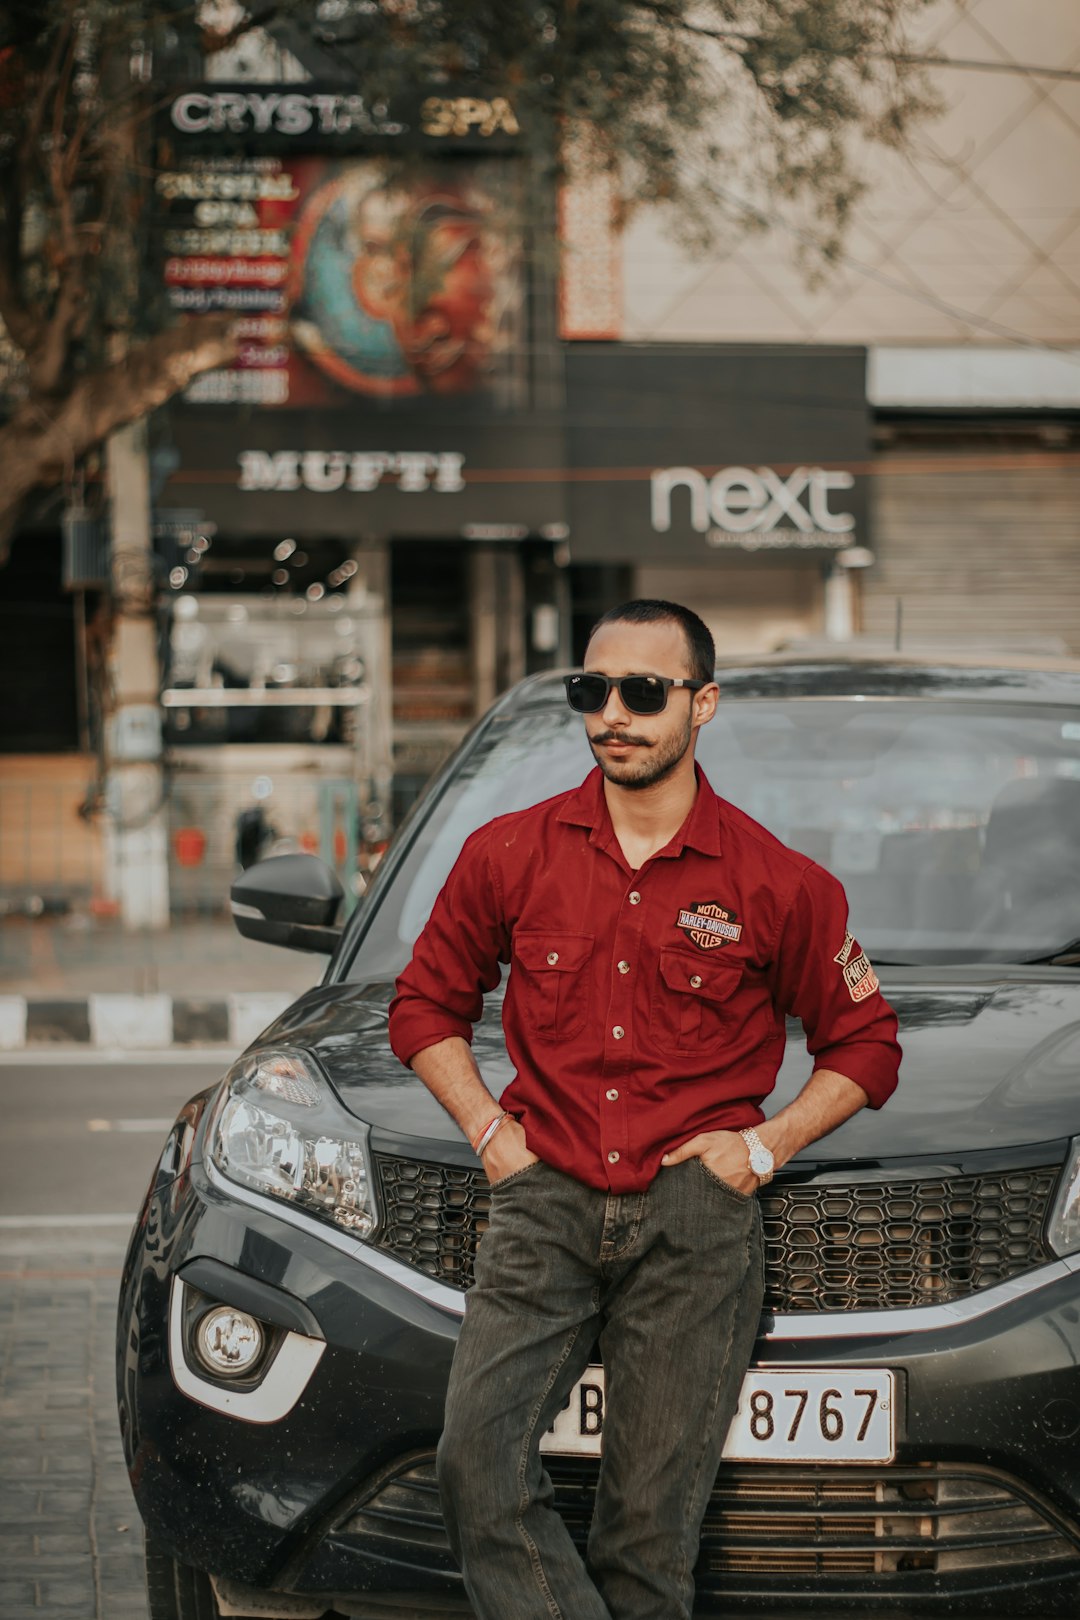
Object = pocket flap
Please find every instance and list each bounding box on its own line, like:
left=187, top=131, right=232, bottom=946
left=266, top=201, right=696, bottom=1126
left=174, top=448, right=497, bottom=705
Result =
left=658, top=946, right=742, bottom=1001
left=513, top=931, right=593, bottom=973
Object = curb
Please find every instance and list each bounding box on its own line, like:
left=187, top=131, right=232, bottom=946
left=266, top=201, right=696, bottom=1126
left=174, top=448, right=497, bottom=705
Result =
left=0, top=992, right=294, bottom=1051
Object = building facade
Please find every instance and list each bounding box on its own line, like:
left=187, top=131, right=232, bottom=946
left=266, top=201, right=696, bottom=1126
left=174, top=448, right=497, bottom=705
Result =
left=3, top=0, right=1078, bottom=921
left=611, top=0, right=1080, bottom=655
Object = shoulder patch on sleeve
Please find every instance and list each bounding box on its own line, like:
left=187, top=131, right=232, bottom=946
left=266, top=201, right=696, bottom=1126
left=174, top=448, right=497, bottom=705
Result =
left=835, top=933, right=879, bottom=1002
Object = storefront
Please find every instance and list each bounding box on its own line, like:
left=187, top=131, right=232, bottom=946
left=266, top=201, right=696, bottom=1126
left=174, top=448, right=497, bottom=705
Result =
left=157, top=340, right=874, bottom=876
left=160, top=410, right=571, bottom=831
left=153, top=77, right=574, bottom=866
left=564, top=344, right=873, bottom=654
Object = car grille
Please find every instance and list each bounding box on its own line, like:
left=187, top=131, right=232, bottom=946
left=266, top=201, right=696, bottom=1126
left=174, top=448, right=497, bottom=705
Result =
left=339, top=1456, right=1080, bottom=1587
left=371, top=1155, right=1060, bottom=1312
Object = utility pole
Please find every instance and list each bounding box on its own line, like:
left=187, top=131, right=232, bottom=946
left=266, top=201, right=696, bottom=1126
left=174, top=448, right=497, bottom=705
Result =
left=97, top=29, right=169, bottom=930
left=104, top=418, right=169, bottom=928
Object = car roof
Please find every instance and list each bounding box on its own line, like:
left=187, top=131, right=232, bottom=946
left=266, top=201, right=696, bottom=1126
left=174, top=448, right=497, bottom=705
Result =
left=504, top=651, right=1080, bottom=714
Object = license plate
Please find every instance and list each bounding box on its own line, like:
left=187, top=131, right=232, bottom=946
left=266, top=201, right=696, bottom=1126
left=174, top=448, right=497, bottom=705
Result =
left=540, top=1367, right=895, bottom=1464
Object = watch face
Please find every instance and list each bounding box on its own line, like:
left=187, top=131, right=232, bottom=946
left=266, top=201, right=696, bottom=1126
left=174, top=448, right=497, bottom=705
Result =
left=749, top=1147, right=774, bottom=1174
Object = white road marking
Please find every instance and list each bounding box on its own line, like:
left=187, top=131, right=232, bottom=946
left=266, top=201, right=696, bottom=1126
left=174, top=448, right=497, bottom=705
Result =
left=0, top=1213, right=134, bottom=1228
left=86, top=1118, right=173, bottom=1133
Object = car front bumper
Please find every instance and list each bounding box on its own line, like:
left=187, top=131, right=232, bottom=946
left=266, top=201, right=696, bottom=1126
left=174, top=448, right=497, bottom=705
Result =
left=117, top=1120, right=1080, bottom=1617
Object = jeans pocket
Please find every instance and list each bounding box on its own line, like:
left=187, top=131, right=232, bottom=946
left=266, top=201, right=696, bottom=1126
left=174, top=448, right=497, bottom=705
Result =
left=696, top=1157, right=756, bottom=1203
left=489, top=1160, right=545, bottom=1192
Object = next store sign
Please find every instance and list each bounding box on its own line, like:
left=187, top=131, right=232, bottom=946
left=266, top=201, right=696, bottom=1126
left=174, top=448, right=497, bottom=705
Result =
left=651, top=464, right=856, bottom=550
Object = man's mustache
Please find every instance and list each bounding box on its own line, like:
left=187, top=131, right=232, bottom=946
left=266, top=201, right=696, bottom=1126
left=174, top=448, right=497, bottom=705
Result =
left=589, top=730, right=653, bottom=748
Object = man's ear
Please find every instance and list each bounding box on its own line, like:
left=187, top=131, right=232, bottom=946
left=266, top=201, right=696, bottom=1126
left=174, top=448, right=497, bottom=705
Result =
left=693, top=682, right=719, bottom=727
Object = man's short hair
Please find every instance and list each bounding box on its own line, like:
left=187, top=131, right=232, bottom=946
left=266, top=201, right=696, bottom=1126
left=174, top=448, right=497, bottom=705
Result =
left=589, top=599, right=716, bottom=685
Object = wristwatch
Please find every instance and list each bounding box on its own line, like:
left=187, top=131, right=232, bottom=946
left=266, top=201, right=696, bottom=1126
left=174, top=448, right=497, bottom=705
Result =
left=739, top=1126, right=775, bottom=1186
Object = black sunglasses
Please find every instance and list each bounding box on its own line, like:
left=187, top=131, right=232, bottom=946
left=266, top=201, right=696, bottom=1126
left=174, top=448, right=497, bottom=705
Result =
left=564, top=672, right=708, bottom=715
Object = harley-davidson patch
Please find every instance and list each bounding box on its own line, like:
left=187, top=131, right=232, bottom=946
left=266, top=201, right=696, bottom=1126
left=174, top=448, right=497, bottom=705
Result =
left=677, top=902, right=743, bottom=951
left=834, top=933, right=879, bottom=1002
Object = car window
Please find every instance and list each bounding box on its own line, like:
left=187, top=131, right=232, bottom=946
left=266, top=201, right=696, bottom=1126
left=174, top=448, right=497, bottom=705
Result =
left=348, top=696, right=1080, bottom=974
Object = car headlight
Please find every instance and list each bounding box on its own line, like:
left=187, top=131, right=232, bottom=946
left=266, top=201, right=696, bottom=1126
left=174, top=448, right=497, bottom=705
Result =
left=209, top=1050, right=378, bottom=1238
left=1046, top=1137, right=1080, bottom=1258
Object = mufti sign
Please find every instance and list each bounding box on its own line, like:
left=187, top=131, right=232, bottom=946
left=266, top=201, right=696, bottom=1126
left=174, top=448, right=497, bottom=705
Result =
left=163, top=415, right=567, bottom=540
left=237, top=449, right=466, bottom=494
left=651, top=465, right=857, bottom=550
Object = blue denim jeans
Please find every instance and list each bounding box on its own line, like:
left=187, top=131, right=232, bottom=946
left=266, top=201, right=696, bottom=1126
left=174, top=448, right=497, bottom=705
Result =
left=438, top=1157, right=765, bottom=1619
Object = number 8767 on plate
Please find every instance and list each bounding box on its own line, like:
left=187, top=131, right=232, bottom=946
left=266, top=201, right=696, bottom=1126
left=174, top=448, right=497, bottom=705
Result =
left=542, top=1367, right=896, bottom=1464
left=724, top=1368, right=895, bottom=1463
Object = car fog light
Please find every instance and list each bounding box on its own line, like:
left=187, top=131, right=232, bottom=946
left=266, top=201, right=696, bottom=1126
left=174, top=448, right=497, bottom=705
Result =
left=193, top=1307, right=264, bottom=1378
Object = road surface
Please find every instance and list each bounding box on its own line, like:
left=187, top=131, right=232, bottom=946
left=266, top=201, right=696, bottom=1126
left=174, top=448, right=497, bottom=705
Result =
left=0, top=1049, right=229, bottom=1620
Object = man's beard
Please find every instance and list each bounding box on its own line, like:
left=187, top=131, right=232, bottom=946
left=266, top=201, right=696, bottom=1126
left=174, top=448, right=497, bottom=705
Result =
left=588, top=711, right=694, bottom=790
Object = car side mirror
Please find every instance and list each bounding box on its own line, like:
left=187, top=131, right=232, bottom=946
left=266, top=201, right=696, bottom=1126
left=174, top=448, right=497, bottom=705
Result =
left=230, top=854, right=346, bottom=954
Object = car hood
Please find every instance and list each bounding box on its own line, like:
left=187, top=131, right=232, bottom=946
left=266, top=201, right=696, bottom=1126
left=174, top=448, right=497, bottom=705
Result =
left=258, top=970, right=1080, bottom=1164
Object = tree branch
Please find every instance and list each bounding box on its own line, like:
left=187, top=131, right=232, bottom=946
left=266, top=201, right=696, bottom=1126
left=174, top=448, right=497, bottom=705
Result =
left=0, top=313, right=238, bottom=561
left=630, top=1, right=750, bottom=48
left=0, top=254, right=42, bottom=357
left=21, top=10, right=72, bottom=180
left=30, top=41, right=94, bottom=395
left=26, top=255, right=86, bottom=395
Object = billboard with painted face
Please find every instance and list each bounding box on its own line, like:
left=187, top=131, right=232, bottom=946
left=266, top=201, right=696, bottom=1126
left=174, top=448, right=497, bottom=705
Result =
left=288, top=160, right=518, bottom=401
left=161, top=155, right=524, bottom=407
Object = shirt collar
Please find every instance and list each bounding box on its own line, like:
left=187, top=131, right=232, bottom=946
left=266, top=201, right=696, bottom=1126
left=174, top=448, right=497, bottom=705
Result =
left=557, top=764, right=723, bottom=857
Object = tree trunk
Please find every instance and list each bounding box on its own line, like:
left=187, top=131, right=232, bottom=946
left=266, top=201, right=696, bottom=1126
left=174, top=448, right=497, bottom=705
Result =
left=0, top=313, right=236, bottom=561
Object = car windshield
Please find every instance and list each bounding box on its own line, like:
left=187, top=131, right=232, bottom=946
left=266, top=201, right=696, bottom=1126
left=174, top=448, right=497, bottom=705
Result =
left=348, top=694, right=1080, bottom=974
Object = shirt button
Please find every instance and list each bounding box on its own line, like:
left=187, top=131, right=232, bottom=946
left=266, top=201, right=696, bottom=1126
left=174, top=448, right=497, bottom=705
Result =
left=606, top=1088, right=619, bottom=1101
left=607, top=1150, right=620, bottom=1164
left=690, top=974, right=702, bottom=988
left=617, top=960, right=630, bottom=975
left=629, top=891, right=641, bottom=905
left=612, top=1025, right=625, bottom=1039
left=547, top=951, right=559, bottom=965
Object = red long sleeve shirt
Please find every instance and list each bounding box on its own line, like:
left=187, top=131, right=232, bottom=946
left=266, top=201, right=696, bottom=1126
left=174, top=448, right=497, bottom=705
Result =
left=389, top=765, right=901, bottom=1193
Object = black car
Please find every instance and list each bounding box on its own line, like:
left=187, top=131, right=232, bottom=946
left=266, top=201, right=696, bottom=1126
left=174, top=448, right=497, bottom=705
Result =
left=118, top=655, right=1080, bottom=1619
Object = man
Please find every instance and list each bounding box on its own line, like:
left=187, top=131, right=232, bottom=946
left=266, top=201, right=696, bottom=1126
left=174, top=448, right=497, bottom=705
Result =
left=388, top=599, right=901, bottom=1620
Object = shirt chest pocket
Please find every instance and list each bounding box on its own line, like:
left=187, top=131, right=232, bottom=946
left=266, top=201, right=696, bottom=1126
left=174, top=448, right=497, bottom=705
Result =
left=511, top=932, right=594, bottom=1042
left=651, top=947, right=744, bottom=1055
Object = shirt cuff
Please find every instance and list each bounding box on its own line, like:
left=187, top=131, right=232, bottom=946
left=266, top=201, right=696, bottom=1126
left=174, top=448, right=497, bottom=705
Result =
left=388, top=1007, right=475, bottom=1070
left=811, top=1042, right=901, bottom=1109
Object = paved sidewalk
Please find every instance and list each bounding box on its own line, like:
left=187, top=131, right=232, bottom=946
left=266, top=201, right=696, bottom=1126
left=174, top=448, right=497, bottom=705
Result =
left=0, top=1225, right=147, bottom=1618
left=0, top=916, right=320, bottom=1049
left=0, top=915, right=319, bottom=997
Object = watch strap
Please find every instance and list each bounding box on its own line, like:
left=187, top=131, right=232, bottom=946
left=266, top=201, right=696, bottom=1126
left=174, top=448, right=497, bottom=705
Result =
left=739, top=1125, right=775, bottom=1185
